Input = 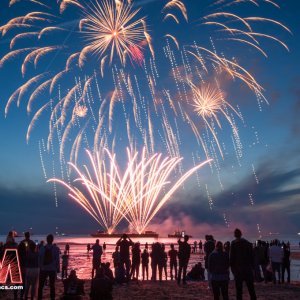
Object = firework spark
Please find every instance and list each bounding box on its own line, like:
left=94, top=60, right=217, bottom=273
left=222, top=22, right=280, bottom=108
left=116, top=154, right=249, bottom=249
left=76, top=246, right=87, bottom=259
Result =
left=80, top=0, right=147, bottom=65
left=49, top=148, right=211, bottom=233
left=187, top=81, right=241, bottom=158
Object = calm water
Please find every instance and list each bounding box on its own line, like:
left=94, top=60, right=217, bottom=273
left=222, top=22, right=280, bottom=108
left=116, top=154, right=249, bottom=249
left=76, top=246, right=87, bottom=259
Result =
left=1, top=234, right=299, bottom=281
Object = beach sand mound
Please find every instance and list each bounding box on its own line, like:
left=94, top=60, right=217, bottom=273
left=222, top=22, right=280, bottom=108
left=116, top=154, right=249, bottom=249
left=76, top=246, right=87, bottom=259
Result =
left=1, top=280, right=300, bottom=299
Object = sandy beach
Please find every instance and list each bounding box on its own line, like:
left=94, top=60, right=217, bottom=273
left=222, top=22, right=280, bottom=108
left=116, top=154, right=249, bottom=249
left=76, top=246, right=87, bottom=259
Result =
left=1, top=280, right=300, bottom=300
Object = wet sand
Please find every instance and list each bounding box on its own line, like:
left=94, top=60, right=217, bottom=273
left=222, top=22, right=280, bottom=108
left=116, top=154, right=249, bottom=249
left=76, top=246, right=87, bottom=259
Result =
left=1, top=280, right=300, bottom=299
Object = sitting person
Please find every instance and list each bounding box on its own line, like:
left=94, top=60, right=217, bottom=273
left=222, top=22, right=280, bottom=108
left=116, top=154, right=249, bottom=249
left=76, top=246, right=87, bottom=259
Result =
left=104, top=262, right=114, bottom=282
left=186, top=262, right=205, bottom=281
left=115, top=263, right=126, bottom=284
left=90, top=267, right=113, bottom=300
left=61, top=270, right=84, bottom=300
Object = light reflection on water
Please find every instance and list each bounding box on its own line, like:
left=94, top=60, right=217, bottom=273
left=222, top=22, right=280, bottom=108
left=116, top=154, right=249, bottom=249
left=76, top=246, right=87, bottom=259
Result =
left=56, top=237, right=205, bottom=280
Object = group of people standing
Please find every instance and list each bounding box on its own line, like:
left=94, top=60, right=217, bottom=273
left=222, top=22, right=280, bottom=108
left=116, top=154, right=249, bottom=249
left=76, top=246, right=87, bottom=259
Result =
left=0, top=229, right=293, bottom=300
left=203, top=229, right=291, bottom=300
left=90, top=234, right=193, bottom=285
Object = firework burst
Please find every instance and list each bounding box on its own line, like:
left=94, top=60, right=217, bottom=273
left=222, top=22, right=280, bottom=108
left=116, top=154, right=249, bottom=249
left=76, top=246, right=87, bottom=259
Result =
left=81, top=0, right=147, bottom=65
left=49, top=148, right=211, bottom=233
left=188, top=81, right=241, bottom=157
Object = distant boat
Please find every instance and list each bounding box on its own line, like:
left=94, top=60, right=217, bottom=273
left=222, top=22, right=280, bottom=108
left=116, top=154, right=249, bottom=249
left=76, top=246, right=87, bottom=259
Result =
left=10, top=229, right=35, bottom=238
left=168, top=230, right=192, bottom=238
left=55, top=232, right=68, bottom=237
left=12, top=230, right=21, bottom=238
left=91, top=230, right=159, bottom=238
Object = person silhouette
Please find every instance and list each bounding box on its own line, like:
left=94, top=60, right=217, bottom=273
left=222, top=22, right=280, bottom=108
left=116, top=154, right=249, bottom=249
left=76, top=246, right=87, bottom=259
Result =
left=168, top=244, right=178, bottom=280
left=141, top=249, right=149, bottom=280
left=37, top=234, right=60, bottom=300
left=90, top=267, right=113, bottom=300
left=62, top=250, right=69, bottom=279
left=65, top=243, right=70, bottom=255
left=116, top=234, right=134, bottom=282
left=18, top=231, right=36, bottom=298
left=91, top=239, right=103, bottom=279
left=130, top=242, right=141, bottom=280
left=177, top=235, right=191, bottom=285
left=208, top=241, right=229, bottom=300
left=230, top=228, right=257, bottom=300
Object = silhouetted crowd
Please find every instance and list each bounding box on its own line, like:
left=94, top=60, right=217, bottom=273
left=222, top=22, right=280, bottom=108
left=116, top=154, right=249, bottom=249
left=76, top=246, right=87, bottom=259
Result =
left=0, top=229, right=292, bottom=300
left=203, top=229, right=291, bottom=300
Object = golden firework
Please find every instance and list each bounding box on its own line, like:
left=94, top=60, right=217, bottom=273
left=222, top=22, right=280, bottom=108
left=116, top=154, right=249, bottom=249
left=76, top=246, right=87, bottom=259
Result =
left=81, top=0, right=147, bottom=65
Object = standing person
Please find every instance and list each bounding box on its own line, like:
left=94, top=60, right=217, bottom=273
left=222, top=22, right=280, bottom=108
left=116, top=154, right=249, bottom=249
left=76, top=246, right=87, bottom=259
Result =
left=38, top=234, right=60, bottom=300
left=150, top=242, right=163, bottom=281
left=224, top=241, right=230, bottom=254
left=230, top=228, right=256, bottom=300
left=161, top=244, right=168, bottom=280
left=145, top=242, right=148, bottom=250
left=193, top=241, right=197, bottom=253
left=91, top=239, right=103, bottom=278
left=116, top=234, right=134, bottom=281
left=61, top=250, right=69, bottom=279
left=24, top=242, right=39, bottom=300
left=130, top=242, right=141, bottom=280
left=87, top=243, right=91, bottom=253
left=281, top=243, right=290, bottom=283
left=208, top=241, right=230, bottom=300
left=253, top=242, right=263, bottom=282
left=38, top=241, right=44, bottom=251
left=103, top=242, right=107, bottom=253
left=141, top=249, right=149, bottom=280
left=168, top=244, right=178, bottom=280
left=204, top=235, right=215, bottom=288
left=256, top=241, right=269, bottom=283
left=150, top=243, right=155, bottom=280
left=269, top=239, right=283, bottom=284
left=18, top=231, right=36, bottom=297
left=65, top=243, right=70, bottom=255
left=177, top=235, right=191, bottom=285
left=112, top=246, right=120, bottom=277
left=199, top=240, right=203, bottom=254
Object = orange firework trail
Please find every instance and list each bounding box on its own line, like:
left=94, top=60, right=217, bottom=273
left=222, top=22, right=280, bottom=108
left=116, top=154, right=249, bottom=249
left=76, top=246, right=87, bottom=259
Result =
left=80, top=0, right=148, bottom=66
left=49, top=148, right=211, bottom=233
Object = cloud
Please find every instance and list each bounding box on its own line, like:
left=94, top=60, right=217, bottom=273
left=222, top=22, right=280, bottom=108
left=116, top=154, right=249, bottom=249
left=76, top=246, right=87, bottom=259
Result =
left=147, top=213, right=249, bottom=241
left=146, top=148, right=300, bottom=237
left=0, top=184, right=98, bottom=235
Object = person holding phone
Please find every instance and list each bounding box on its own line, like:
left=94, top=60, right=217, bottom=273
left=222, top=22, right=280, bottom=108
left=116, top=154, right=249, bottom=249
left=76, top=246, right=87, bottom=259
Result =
left=116, top=234, right=134, bottom=282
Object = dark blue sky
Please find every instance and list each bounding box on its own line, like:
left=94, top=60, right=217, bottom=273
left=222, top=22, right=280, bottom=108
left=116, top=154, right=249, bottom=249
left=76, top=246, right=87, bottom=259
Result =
left=0, top=0, right=299, bottom=236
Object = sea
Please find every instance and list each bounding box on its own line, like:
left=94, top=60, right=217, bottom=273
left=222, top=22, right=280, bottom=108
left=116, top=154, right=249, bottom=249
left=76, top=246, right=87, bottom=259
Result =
left=1, top=234, right=299, bottom=280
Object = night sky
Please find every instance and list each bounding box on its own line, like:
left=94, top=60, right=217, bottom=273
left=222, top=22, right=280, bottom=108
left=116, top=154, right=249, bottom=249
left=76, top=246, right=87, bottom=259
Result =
left=0, top=0, right=299, bottom=237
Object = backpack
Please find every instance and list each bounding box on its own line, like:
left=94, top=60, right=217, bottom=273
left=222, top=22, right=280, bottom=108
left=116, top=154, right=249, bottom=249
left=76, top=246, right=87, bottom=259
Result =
left=43, top=246, right=53, bottom=265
